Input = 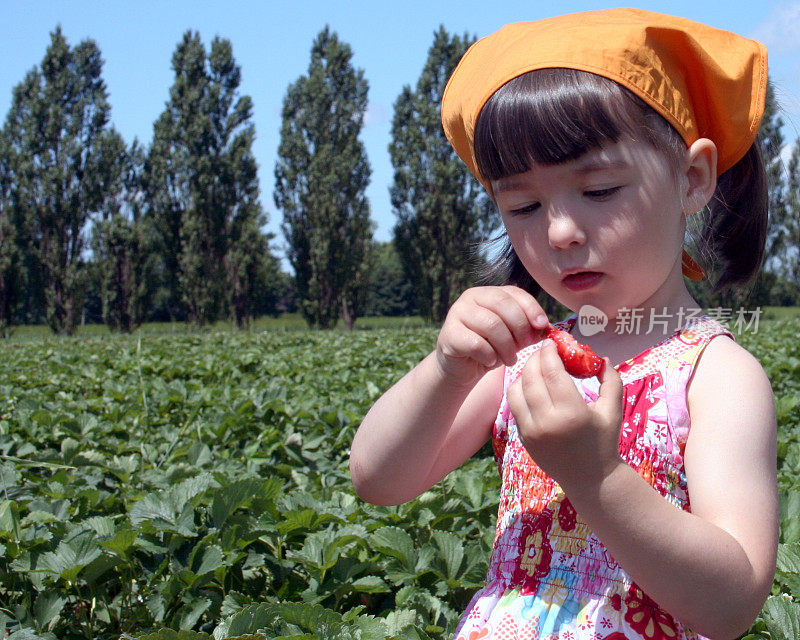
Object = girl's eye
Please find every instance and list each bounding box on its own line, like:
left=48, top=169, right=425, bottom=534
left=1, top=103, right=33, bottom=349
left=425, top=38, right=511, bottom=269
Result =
left=508, top=202, right=540, bottom=216
left=585, top=186, right=622, bottom=200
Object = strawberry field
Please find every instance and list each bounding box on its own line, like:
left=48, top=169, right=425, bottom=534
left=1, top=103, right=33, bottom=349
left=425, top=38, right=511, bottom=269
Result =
left=0, top=319, right=799, bottom=640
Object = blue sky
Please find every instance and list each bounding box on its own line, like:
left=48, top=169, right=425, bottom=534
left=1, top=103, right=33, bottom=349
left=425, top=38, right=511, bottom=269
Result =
left=3, top=1, right=800, bottom=258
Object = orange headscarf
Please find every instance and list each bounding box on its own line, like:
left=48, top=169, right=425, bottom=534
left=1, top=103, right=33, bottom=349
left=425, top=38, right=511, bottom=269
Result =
left=441, top=8, right=768, bottom=281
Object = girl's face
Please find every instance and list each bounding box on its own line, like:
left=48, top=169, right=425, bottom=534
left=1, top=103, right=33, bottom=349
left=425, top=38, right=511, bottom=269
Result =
left=491, top=137, right=690, bottom=322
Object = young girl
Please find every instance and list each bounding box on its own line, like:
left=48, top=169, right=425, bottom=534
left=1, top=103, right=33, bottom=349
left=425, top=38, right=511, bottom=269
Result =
left=350, top=9, right=778, bottom=640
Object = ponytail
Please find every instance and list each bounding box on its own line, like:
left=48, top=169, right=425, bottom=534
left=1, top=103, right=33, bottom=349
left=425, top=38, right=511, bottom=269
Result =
left=698, top=141, right=768, bottom=292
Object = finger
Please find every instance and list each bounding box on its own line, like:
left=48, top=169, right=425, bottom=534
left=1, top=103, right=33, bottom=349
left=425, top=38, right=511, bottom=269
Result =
left=595, top=357, right=624, bottom=415
left=515, top=344, right=555, bottom=414
left=507, top=376, right=532, bottom=427
left=440, top=326, right=502, bottom=370
left=499, top=285, right=551, bottom=333
left=471, top=286, right=549, bottom=354
left=461, top=305, right=519, bottom=366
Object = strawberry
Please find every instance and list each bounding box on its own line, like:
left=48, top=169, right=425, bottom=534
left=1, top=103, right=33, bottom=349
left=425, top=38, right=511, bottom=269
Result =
left=545, top=325, right=603, bottom=378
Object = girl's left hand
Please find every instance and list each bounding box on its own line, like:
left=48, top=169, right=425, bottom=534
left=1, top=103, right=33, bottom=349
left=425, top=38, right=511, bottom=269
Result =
left=507, top=339, right=624, bottom=492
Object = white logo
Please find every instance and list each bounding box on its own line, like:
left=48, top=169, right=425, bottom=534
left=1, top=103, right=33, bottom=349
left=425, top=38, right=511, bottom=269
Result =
left=578, top=304, right=608, bottom=336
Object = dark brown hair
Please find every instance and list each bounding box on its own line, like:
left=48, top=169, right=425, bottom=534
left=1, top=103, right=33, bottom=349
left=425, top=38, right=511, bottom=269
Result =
left=474, top=68, right=768, bottom=294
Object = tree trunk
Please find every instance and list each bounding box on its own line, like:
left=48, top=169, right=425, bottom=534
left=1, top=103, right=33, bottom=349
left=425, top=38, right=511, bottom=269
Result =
left=341, top=297, right=355, bottom=331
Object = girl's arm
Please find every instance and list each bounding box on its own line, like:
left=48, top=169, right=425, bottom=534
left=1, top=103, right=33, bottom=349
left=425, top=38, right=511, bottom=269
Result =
left=350, top=353, right=503, bottom=506
left=350, top=286, right=549, bottom=506
left=509, top=337, right=778, bottom=640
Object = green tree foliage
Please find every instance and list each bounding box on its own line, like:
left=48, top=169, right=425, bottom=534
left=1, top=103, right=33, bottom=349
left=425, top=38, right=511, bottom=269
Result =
left=0, top=128, right=23, bottom=335
left=90, top=136, right=151, bottom=332
left=759, top=79, right=800, bottom=303
left=274, top=26, right=373, bottom=330
left=147, top=31, right=270, bottom=326
left=779, top=144, right=800, bottom=299
left=226, top=213, right=282, bottom=328
left=364, top=241, right=418, bottom=317
left=389, top=27, right=495, bottom=323
left=761, top=80, right=787, bottom=266
left=3, top=27, right=114, bottom=334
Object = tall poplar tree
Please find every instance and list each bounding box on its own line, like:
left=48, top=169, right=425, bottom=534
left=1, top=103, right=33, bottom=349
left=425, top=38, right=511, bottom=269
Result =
left=4, top=27, right=114, bottom=334
left=364, top=241, right=418, bottom=317
left=91, top=135, right=150, bottom=332
left=777, top=143, right=800, bottom=299
left=274, top=27, right=373, bottom=329
left=147, top=32, right=268, bottom=325
left=389, top=27, right=494, bottom=322
left=760, top=81, right=787, bottom=271
left=0, top=128, right=22, bottom=335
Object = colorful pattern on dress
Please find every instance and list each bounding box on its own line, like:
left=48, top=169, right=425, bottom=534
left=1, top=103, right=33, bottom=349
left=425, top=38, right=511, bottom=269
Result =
left=454, top=314, right=732, bottom=640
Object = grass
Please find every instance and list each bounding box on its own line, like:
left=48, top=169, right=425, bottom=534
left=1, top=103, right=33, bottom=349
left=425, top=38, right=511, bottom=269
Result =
left=3, top=313, right=435, bottom=342
left=762, top=305, right=800, bottom=321
left=4, top=307, right=796, bottom=344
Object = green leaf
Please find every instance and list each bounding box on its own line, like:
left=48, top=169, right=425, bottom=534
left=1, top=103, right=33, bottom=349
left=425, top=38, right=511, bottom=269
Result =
left=383, top=610, right=418, bottom=634
left=778, top=542, right=800, bottom=574
left=225, top=602, right=343, bottom=636
left=762, top=595, right=800, bottom=640
left=39, top=529, right=103, bottom=582
left=220, top=591, right=253, bottom=617
left=128, top=488, right=199, bottom=537
left=780, top=490, right=800, bottom=543
left=22, top=511, right=60, bottom=526
left=178, top=595, right=212, bottom=630
left=33, top=591, right=66, bottom=631
left=210, top=478, right=267, bottom=528
left=292, top=526, right=365, bottom=573
left=351, top=614, right=387, bottom=640
left=81, top=515, right=116, bottom=538
left=221, top=603, right=281, bottom=637
left=431, top=529, right=464, bottom=580
left=276, top=509, right=317, bottom=536
left=369, top=526, right=415, bottom=566
left=195, top=544, right=226, bottom=576
left=8, top=630, right=57, bottom=640
left=100, top=527, right=138, bottom=559
left=123, top=630, right=212, bottom=640
left=0, top=500, right=21, bottom=538
left=128, top=493, right=180, bottom=528
left=351, top=576, right=390, bottom=593
left=146, top=593, right=166, bottom=623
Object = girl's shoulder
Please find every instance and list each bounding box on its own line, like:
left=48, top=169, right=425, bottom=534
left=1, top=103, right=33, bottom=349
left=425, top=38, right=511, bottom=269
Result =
left=687, top=328, right=773, bottom=408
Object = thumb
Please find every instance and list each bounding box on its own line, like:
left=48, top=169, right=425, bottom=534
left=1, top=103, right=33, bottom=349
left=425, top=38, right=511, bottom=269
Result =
left=595, top=358, right=623, bottom=417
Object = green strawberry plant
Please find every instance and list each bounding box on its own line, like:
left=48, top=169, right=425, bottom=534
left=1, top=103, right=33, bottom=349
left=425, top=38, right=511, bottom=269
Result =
left=0, top=320, right=797, bottom=639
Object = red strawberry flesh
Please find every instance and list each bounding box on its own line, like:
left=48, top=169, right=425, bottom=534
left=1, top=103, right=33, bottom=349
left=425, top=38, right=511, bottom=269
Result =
left=545, top=326, right=603, bottom=378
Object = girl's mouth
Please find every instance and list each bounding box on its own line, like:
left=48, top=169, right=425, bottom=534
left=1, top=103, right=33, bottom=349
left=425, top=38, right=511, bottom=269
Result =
left=562, top=271, right=604, bottom=291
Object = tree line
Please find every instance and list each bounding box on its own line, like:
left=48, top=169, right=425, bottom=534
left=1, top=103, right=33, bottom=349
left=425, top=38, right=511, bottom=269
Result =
left=0, top=25, right=798, bottom=335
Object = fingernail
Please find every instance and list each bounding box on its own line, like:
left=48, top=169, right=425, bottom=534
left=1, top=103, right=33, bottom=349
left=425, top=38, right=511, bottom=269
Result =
left=535, top=314, right=548, bottom=327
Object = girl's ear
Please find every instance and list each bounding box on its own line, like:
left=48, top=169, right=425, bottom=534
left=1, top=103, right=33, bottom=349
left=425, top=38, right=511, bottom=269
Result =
left=682, top=138, right=718, bottom=214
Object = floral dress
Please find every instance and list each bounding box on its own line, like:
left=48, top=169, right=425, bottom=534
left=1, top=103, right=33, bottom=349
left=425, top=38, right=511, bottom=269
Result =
left=454, top=314, right=732, bottom=640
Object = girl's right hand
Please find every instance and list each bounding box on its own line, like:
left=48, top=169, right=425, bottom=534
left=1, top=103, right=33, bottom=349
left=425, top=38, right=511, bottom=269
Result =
left=435, top=286, right=550, bottom=387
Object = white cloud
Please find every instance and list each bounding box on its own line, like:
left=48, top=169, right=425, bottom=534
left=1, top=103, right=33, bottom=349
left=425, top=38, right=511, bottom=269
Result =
left=752, top=2, right=800, bottom=53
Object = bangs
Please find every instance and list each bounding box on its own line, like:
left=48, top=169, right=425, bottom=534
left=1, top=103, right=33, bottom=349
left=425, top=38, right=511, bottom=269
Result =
left=474, top=68, right=684, bottom=182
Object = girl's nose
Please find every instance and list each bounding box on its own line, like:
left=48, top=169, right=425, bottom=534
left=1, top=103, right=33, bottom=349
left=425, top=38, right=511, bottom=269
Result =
left=547, top=210, right=587, bottom=250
